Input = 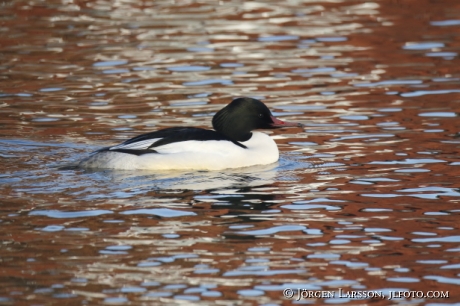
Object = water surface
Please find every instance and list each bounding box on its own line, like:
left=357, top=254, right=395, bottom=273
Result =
left=1, top=0, right=460, bottom=305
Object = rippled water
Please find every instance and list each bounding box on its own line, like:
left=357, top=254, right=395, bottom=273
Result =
left=1, top=0, right=460, bottom=305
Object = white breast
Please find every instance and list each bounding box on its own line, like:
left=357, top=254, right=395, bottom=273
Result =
left=79, top=132, right=279, bottom=170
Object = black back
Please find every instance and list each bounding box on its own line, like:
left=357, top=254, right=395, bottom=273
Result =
left=99, top=127, right=246, bottom=156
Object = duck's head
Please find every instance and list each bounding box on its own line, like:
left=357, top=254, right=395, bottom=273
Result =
left=212, top=97, right=303, bottom=142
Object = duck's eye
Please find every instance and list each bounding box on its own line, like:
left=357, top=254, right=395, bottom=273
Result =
left=258, top=113, right=264, bottom=118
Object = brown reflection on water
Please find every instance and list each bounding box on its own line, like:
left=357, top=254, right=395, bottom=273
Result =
left=1, top=0, right=460, bottom=304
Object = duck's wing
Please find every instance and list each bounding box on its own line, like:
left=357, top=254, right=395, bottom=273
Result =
left=96, top=127, right=245, bottom=156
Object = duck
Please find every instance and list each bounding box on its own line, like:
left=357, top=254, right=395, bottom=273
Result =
left=78, top=97, right=303, bottom=170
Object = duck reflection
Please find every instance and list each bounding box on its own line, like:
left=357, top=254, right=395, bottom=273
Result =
left=82, top=162, right=279, bottom=191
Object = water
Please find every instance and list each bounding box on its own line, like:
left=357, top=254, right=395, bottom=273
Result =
left=1, top=0, right=460, bottom=304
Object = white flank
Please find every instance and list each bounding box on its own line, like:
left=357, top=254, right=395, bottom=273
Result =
left=79, top=132, right=279, bottom=170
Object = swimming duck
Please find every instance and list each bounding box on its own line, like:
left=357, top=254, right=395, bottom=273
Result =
left=78, top=97, right=303, bottom=170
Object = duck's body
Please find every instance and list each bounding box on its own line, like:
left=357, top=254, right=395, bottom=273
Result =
left=78, top=98, right=302, bottom=171
left=79, top=129, right=278, bottom=170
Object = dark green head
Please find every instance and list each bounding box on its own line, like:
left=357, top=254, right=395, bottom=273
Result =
left=212, top=97, right=302, bottom=142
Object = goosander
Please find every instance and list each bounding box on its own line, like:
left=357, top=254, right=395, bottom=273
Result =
left=78, top=97, right=303, bottom=170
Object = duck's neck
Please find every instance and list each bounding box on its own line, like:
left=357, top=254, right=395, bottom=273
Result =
left=217, top=127, right=252, bottom=142
left=212, top=110, right=252, bottom=142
